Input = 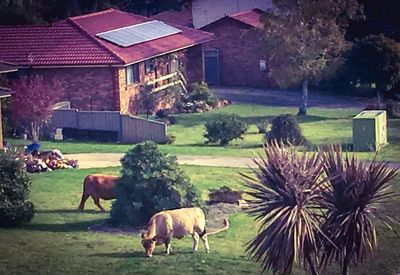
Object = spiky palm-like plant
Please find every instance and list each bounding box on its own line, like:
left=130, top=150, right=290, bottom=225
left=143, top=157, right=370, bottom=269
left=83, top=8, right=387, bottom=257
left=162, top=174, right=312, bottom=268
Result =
left=242, top=141, right=326, bottom=275
left=320, top=146, right=399, bottom=275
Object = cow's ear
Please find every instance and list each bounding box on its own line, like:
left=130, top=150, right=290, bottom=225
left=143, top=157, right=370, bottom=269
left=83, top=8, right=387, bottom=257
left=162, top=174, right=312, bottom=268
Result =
left=152, top=236, right=157, bottom=242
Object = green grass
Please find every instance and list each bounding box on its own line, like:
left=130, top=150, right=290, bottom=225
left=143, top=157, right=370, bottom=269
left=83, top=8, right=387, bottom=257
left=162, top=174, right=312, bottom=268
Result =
left=1, top=167, right=399, bottom=274
left=8, top=104, right=400, bottom=161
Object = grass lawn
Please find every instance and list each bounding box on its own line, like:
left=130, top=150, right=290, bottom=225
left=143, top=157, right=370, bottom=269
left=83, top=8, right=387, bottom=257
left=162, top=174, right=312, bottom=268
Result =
left=1, top=166, right=399, bottom=274
left=8, top=104, right=400, bottom=161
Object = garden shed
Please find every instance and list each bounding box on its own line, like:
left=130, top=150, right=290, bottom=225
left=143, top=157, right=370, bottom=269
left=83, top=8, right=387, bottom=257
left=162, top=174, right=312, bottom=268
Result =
left=50, top=109, right=167, bottom=144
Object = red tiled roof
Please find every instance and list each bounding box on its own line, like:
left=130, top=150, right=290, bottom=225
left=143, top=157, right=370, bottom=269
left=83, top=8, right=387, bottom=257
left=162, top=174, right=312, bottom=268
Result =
left=150, top=9, right=193, bottom=28
left=0, top=9, right=213, bottom=67
left=71, top=9, right=212, bottom=65
left=0, top=21, right=121, bottom=66
left=228, top=9, right=264, bottom=29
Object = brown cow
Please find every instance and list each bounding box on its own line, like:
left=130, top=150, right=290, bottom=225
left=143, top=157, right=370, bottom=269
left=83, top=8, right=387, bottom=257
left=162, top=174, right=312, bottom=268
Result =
left=78, top=174, right=118, bottom=212
left=141, top=207, right=229, bottom=257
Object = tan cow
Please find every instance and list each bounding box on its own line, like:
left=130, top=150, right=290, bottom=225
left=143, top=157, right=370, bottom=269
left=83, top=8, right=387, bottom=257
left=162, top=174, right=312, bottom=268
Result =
left=78, top=174, right=118, bottom=212
left=141, top=207, right=229, bottom=257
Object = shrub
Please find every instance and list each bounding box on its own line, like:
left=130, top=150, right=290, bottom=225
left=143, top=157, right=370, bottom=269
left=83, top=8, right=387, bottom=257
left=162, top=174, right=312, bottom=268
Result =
left=189, top=82, right=217, bottom=105
left=110, top=141, right=201, bottom=226
left=266, top=114, right=306, bottom=145
left=256, top=119, right=269, bottom=134
left=204, top=114, right=248, bottom=145
left=243, top=141, right=325, bottom=274
left=0, top=151, right=34, bottom=227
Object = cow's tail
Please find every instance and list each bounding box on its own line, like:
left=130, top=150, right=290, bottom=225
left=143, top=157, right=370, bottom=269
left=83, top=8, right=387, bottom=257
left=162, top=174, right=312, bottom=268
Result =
left=201, top=218, right=229, bottom=236
left=78, top=176, right=90, bottom=211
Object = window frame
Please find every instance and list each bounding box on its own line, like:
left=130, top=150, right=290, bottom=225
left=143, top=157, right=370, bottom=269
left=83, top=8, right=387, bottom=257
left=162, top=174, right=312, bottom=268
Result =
left=125, top=64, right=140, bottom=85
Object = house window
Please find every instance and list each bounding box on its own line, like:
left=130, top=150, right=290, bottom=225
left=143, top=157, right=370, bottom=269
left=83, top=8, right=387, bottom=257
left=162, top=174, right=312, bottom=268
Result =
left=126, top=64, right=140, bottom=85
left=145, top=60, right=155, bottom=73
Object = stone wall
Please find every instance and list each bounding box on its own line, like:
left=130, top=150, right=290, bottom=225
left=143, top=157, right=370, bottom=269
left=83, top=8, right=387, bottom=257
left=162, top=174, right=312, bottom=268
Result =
left=202, top=19, right=270, bottom=87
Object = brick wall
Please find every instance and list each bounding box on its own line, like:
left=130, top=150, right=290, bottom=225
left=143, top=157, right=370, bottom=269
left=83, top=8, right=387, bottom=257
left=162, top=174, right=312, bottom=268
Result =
left=202, top=19, right=269, bottom=87
left=24, top=67, right=119, bottom=111
left=23, top=46, right=205, bottom=114
left=185, top=45, right=205, bottom=84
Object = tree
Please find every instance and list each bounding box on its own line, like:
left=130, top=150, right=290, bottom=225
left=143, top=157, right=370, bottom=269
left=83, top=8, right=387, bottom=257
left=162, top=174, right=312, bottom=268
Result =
left=129, top=85, right=159, bottom=118
left=262, top=0, right=360, bottom=115
left=345, top=34, right=400, bottom=107
left=110, top=141, right=201, bottom=226
left=348, top=0, right=400, bottom=42
left=10, top=75, right=64, bottom=141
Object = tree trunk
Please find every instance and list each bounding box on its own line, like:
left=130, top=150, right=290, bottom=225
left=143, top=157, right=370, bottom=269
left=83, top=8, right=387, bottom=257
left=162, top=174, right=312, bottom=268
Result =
left=30, top=121, right=40, bottom=142
left=298, top=79, right=308, bottom=116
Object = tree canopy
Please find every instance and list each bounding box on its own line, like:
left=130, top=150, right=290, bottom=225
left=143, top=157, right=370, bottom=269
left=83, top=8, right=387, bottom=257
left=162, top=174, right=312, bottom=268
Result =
left=262, top=0, right=361, bottom=115
left=10, top=75, right=64, bottom=141
left=0, top=0, right=187, bottom=25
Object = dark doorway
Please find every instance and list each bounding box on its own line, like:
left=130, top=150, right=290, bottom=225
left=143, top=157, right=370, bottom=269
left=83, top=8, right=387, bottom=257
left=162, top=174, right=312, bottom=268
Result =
left=204, top=49, right=220, bottom=84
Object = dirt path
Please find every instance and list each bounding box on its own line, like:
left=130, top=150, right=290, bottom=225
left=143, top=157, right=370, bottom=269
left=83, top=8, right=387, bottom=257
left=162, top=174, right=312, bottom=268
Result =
left=212, top=86, right=369, bottom=109
left=66, top=153, right=257, bottom=169
left=66, top=153, right=400, bottom=170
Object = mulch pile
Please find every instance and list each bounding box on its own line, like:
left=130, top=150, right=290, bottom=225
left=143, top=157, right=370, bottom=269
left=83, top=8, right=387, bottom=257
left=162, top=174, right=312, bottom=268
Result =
left=21, top=149, right=79, bottom=173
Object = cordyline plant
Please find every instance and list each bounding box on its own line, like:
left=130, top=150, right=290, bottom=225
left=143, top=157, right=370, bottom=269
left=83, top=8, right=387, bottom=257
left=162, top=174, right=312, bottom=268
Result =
left=320, top=145, right=399, bottom=275
left=243, top=142, right=399, bottom=275
left=242, top=141, right=327, bottom=275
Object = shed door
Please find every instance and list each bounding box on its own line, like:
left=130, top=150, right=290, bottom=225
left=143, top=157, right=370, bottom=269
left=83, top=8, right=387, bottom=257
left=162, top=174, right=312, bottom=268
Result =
left=204, top=49, right=220, bottom=84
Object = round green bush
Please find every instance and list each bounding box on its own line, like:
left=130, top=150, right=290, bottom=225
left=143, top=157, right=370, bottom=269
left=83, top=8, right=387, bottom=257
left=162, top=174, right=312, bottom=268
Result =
left=0, top=152, right=34, bottom=227
left=204, top=114, right=248, bottom=145
left=266, top=114, right=306, bottom=145
left=110, top=141, right=201, bottom=226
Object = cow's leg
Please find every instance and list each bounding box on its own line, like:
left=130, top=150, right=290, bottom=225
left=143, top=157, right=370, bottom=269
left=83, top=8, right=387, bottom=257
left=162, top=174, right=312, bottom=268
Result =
left=165, top=242, right=172, bottom=255
left=200, top=234, right=210, bottom=253
left=93, top=196, right=106, bottom=212
left=192, top=232, right=199, bottom=253
left=78, top=193, right=89, bottom=211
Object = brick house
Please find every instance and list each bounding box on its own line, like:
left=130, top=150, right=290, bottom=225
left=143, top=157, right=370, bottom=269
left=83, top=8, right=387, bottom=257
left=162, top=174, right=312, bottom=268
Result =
left=153, top=5, right=271, bottom=87
left=201, top=9, right=269, bottom=87
left=0, top=9, right=213, bottom=113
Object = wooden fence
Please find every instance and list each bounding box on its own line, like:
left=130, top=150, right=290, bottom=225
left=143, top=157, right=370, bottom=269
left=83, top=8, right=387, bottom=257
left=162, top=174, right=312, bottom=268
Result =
left=50, top=109, right=167, bottom=144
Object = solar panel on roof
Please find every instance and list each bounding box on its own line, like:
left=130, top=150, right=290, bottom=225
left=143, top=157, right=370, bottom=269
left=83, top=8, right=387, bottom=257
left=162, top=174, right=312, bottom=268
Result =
left=96, top=20, right=182, bottom=47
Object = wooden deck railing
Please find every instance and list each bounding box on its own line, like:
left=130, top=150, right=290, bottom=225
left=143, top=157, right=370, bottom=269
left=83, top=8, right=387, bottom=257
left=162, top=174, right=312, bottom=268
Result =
left=147, top=71, right=188, bottom=93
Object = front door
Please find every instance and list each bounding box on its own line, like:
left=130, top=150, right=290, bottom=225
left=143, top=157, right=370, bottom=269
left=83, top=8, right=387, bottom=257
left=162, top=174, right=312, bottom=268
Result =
left=204, top=49, right=220, bottom=84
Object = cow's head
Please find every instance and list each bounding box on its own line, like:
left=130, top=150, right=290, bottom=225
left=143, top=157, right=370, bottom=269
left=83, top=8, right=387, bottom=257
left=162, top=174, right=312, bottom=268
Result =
left=141, top=233, right=156, bottom=257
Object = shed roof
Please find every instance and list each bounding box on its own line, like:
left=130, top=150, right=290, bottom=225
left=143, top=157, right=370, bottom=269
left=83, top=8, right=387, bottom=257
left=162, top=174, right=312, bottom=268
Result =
left=0, top=9, right=213, bottom=67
